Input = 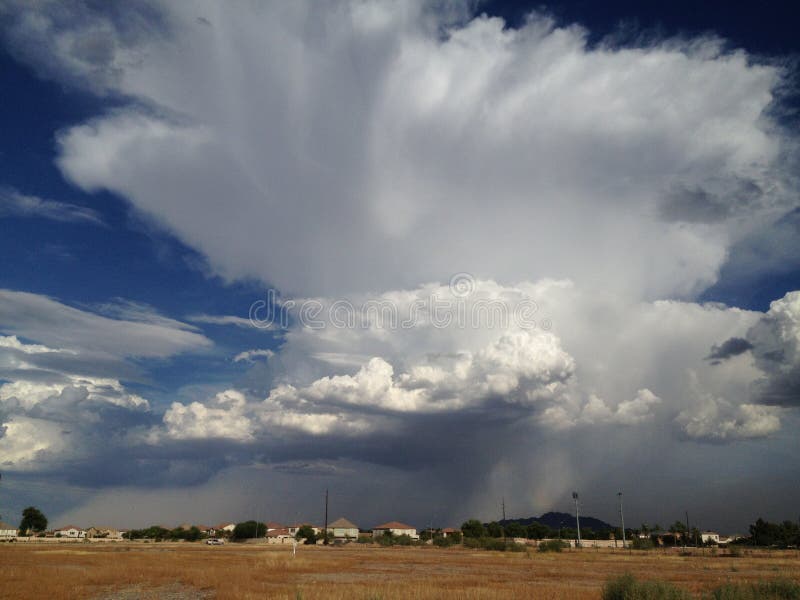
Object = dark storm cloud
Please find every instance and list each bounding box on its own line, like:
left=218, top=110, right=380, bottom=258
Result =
left=659, top=185, right=731, bottom=224
left=706, top=337, right=754, bottom=363
left=753, top=372, right=800, bottom=406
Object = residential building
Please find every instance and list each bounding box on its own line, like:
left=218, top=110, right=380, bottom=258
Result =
left=86, top=527, right=123, bottom=539
left=441, top=528, right=459, bottom=538
left=0, top=521, right=17, bottom=539
left=267, top=528, right=295, bottom=544
left=327, top=517, right=359, bottom=540
left=372, top=521, right=419, bottom=539
left=701, top=531, right=720, bottom=544
left=54, top=525, right=85, bottom=538
left=288, top=523, right=321, bottom=537
left=209, top=523, right=236, bottom=536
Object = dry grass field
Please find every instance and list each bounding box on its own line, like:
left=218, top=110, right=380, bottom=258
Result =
left=1, top=543, right=799, bottom=599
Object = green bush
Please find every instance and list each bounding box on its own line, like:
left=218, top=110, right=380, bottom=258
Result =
left=463, top=537, right=526, bottom=552
left=708, top=579, right=800, bottom=600
left=537, top=539, right=569, bottom=553
left=602, top=574, right=691, bottom=600
left=432, top=536, right=455, bottom=547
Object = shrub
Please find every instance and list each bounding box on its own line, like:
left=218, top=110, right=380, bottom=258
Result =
left=631, top=537, right=655, bottom=550
left=432, top=536, right=454, bottom=548
left=709, top=579, right=800, bottom=600
left=603, top=574, right=691, bottom=600
left=538, top=539, right=568, bottom=553
left=463, top=537, right=526, bottom=552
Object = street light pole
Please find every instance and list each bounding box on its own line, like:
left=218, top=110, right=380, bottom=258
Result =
left=572, top=492, right=581, bottom=548
left=618, top=492, right=626, bottom=549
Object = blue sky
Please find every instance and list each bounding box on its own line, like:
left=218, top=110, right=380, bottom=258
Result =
left=1, top=1, right=799, bottom=532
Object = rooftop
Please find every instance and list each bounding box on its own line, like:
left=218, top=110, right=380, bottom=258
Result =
left=328, top=517, right=358, bottom=529
left=373, top=521, right=415, bottom=530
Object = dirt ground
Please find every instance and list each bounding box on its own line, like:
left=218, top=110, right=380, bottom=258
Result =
left=1, top=543, right=799, bottom=599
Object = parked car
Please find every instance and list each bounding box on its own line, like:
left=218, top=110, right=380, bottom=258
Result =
left=206, top=538, right=225, bottom=545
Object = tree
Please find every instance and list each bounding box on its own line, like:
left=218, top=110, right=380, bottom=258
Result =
left=526, top=522, right=551, bottom=540
left=295, top=525, right=317, bottom=544
left=461, top=519, right=485, bottom=539
left=486, top=522, right=503, bottom=538
left=504, top=522, right=525, bottom=538
left=19, top=506, right=47, bottom=534
left=232, top=520, right=266, bottom=540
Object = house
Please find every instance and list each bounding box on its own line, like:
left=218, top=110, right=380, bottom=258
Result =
left=288, top=523, right=321, bottom=537
left=209, top=523, right=236, bottom=536
left=266, top=528, right=295, bottom=544
left=372, top=521, right=419, bottom=539
left=701, top=531, right=720, bottom=544
left=0, top=521, right=17, bottom=539
left=265, top=521, right=285, bottom=532
left=86, top=527, right=123, bottom=539
left=55, top=525, right=86, bottom=538
left=718, top=534, right=744, bottom=546
left=441, top=528, right=459, bottom=538
left=327, top=517, right=359, bottom=540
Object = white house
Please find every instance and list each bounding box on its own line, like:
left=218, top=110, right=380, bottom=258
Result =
left=701, top=531, right=720, bottom=544
left=86, top=527, right=123, bottom=540
left=327, top=517, right=359, bottom=540
left=267, top=528, right=295, bottom=544
left=372, top=521, right=419, bottom=539
left=209, top=523, right=236, bottom=536
left=0, top=521, right=17, bottom=539
left=55, top=525, right=85, bottom=538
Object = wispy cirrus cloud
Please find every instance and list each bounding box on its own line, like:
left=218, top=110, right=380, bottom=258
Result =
left=187, top=313, right=266, bottom=329
left=0, top=186, right=105, bottom=226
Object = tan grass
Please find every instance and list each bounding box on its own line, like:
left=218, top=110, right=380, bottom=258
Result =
left=1, top=543, right=799, bottom=599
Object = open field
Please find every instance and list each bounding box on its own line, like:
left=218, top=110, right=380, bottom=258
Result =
left=1, top=543, right=799, bottom=599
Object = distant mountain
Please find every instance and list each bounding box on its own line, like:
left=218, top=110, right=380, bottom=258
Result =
left=499, top=511, right=615, bottom=532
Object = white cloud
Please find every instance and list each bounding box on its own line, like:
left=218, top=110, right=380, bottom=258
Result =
left=161, top=390, right=252, bottom=441
left=676, top=396, right=781, bottom=442
left=233, top=349, right=274, bottom=363
left=0, top=416, right=66, bottom=469
left=7, top=1, right=787, bottom=300
left=0, top=377, right=148, bottom=412
left=0, top=289, right=211, bottom=358
left=541, top=389, right=662, bottom=430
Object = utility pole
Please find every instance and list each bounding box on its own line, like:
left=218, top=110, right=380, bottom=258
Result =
left=685, top=511, right=690, bottom=548
left=618, top=492, right=626, bottom=549
left=502, top=497, right=506, bottom=543
left=572, top=492, right=581, bottom=548
left=323, top=489, right=329, bottom=546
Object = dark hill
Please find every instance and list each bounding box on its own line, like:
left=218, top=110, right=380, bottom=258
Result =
left=499, top=511, right=615, bottom=532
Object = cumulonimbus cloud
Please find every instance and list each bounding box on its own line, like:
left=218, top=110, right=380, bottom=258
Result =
left=1, top=0, right=798, bottom=526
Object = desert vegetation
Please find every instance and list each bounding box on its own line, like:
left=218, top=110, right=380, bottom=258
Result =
left=2, top=543, right=800, bottom=599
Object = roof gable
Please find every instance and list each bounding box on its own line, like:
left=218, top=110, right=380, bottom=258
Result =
left=373, top=521, right=415, bottom=530
left=328, top=517, right=358, bottom=529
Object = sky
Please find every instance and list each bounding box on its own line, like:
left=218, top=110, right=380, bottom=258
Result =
left=0, top=0, right=799, bottom=533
